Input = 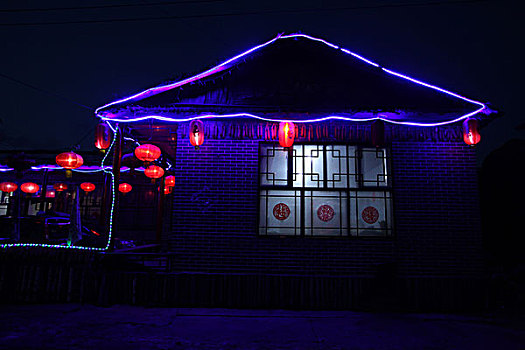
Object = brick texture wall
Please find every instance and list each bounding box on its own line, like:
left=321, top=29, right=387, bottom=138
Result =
left=169, top=129, right=483, bottom=278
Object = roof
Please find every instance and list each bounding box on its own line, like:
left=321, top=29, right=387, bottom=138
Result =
left=96, top=33, right=494, bottom=127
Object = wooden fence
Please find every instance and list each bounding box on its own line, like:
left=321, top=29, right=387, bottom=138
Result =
left=0, top=248, right=491, bottom=311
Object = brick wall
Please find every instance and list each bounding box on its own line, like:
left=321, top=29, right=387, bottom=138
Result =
left=169, top=128, right=483, bottom=278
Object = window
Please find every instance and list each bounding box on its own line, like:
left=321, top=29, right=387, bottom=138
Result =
left=259, top=143, right=393, bottom=237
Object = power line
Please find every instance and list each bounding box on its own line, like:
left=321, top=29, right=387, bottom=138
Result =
left=0, top=0, right=489, bottom=26
left=0, top=0, right=224, bottom=13
left=0, top=73, right=93, bottom=111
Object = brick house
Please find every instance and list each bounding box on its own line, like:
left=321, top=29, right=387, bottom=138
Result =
left=95, top=33, right=496, bottom=309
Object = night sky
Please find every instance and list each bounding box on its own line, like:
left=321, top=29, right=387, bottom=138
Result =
left=1, top=0, right=522, bottom=164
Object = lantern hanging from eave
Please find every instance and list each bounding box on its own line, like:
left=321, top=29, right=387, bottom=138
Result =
left=0, top=182, right=18, bottom=193
left=46, top=190, right=55, bottom=198
left=159, top=185, right=172, bottom=195
left=119, top=183, right=132, bottom=194
left=95, top=122, right=111, bottom=150
left=21, top=182, right=39, bottom=194
left=463, top=118, right=481, bottom=146
left=80, top=182, right=96, bottom=192
left=278, top=121, right=295, bottom=148
left=56, top=151, right=84, bottom=170
left=165, top=175, right=175, bottom=187
left=135, top=144, right=161, bottom=162
left=144, top=165, right=164, bottom=179
left=189, top=120, right=204, bottom=149
left=53, top=183, right=68, bottom=192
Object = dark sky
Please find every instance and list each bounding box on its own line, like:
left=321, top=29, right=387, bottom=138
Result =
left=1, top=0, right=523, bottom=164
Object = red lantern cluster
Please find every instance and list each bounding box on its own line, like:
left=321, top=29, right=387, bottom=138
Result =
left=135, top=144, right=161, bottom=162
left=278, top=121, right=295, bottom=148
left=95, top=123, right=111, bottom=150
left=463, top=118, right=481, bottom=146
left=21, top=182, right=39, bottom=194
left=0, top=182, right=18, bottom=193
left=189, top=120, right=204, bottom=149
left=119, top=183, right=132, bottom=194
left=144, top=165, right=164, bottom=179
left=56, top=152, right=84, bottom=170
left=80, top=182, right=96, bottom=192
left=53, top=183, right=68, bottom=192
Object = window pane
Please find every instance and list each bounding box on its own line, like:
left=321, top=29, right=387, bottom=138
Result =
left=260, top=144, right=288, bottom=186
left=326, top=145, right=359, bottom=188
left=349, top=191, right=392, bottom=236
left=293, top=145, right=323, bottom=188
left=259, top=190, right=301, bottom=235
left=326, top=145, right=347, bottom=188
left=361, top=148, right=388, bottom=187
left=305, top=191, right=348, bottom=236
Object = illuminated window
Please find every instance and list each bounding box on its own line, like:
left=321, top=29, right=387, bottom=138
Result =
left=258, top=144, right=392, bottom=237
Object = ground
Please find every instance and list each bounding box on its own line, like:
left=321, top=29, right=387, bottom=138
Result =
left=1, top=304, right=524, bottom=349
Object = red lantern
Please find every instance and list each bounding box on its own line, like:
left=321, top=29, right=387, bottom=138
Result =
left=0, top=182, right=18, bottom=193
left=165, top=175, right=175, bottom=187
left=53, top=183, right=68, bottom=192
left=189, top=120, right=204, bottom=149
left=278, top=121, right=295, bottom=148
left=46, top=190, right=56, bottom=198
left=80, top=182, right=96, bottom=192
left=119, top=183, right=132, bottom=193
left=134, top=144, right=161, bottom=162
left=21, top=182, right=39, bottom=194
left=463, top=118, right=481, bottom=146
left=159, top=185, right=172, bottom=194
left=56, top=152, right=84, bottom=170
left=95, top=123, right=111, bottom=150
left=144, top=165, right=164, bottom=179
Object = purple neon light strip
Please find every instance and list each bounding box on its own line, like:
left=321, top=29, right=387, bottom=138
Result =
left=96, top=33, right=486, bottom=126
left=100, top=110, right=482, bottom=127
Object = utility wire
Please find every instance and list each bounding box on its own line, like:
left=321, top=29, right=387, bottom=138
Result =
left=0, top=0, right=224, bottom=13
left=0, top=73, right=98, bottom=149
left=0, top=0, right=489, bottom=26
left=0, top=73, right=93, bottom=111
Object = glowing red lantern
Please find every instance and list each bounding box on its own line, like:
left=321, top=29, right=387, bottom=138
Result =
left=80, top=182, right=96, bottom=192
left=0, top=182, right=18, bottom=193
left=165, top=175, right=175, bottom=187
left=463, top=118, right=481, bottom=146
left=278, top=121, right=295, bottom=148
left=134, top=144, right=161, bottom=162
left=53, top=183, right=68, bottom=192
left=144, top=165, right=164, bottom=179
left=21, top=182, right=39, bottom=194
left=119, top=183, right=132, bottom=193
left=46, top=190, right=56, bottom=198
left=159, top=185, right=172, bottom=194
left=189, top=120, right=204, bottom=149
left=95, top=123, right=111, bottom=150
left=56, top=152, right=84, bottom=170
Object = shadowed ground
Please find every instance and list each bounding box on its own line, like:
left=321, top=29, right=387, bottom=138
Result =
left=1, top=304, right=524, bottom=349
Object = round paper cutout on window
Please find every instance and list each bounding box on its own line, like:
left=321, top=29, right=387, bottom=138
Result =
left=317, top=204, right=335, bottom=222
left=362, top=206, right=379, bottom=224
left=273, top=203, right=290, bottom=221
